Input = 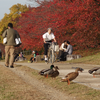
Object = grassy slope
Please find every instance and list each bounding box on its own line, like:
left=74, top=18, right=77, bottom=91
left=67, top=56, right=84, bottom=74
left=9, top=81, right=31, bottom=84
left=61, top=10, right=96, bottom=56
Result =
left=67, top=52, right=100, bottom=65
left=1, top=50, right=100, bottom=65
left=8, top=51, right=100, bottom=65
left=23, top=50, right=100, bottom=65
left=18, top=65, right=100, bottom=100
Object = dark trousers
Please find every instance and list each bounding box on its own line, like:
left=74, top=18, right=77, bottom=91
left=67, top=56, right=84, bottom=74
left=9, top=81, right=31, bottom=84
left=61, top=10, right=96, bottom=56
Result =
left=44, top=43, right=50, bottom=55
left=30, top=57, right=33, bottom=61
left=60, top=52, right=68, bottom=61
left=58, top=50, right=64, bottom=58
left=14, top=54, right=19, bottom=62
left=30, top=57, right=36, bottom=62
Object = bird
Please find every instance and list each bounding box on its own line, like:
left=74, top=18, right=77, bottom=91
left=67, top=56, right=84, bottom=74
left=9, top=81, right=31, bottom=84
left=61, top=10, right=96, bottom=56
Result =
left=72, top=67, right=84, bottom=71
left=61, top=67, right=83, bottom=85
left=39, top=65, right=54, bottom=78
left=88, top=67, right=100, bottom=78
left=49, top=66, right=59, bottom=79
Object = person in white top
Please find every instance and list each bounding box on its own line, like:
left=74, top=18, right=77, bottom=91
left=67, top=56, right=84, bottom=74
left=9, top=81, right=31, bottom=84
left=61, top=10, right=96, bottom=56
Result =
left=42, top=28, right=56, bottom=62
left=57, top=40, right=67, bottom=60
left=59, top=41, right=67, bottom=51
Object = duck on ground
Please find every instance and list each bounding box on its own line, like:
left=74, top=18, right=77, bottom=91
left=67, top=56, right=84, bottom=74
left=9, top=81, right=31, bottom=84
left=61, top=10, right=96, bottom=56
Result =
left=61, top=67, right=83, bottom=85
left=49, top=66, right=59, bottom=79
left=88, top=67, right=100, bottom=78
left=72, top=67, right=84, bottom=71
left=39, top=65, right=54, bottom=78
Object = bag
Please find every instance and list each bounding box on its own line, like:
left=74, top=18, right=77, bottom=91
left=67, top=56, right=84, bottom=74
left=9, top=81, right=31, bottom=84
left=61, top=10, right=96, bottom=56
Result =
left=55, top=45, right=59, bottom=52
left=15, top=38, right=22, bottom=47
left=3, top=37, right=7, bottom=44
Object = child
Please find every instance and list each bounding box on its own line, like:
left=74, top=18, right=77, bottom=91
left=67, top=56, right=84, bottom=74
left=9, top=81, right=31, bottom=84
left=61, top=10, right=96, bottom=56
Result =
left=29, top=51, right=36, bottom=63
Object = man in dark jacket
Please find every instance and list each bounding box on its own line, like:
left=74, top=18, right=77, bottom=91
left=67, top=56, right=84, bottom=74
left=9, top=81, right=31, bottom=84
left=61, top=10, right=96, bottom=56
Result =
left=2, top=23, right=20, bottom=68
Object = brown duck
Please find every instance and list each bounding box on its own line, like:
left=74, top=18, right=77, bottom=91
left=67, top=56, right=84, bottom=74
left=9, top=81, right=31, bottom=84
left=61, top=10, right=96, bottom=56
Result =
left=61, top=68, right=83, bottom=85
left=49, top=66, right=59, bottom=78
left=88, top=67, right=100, bottom=78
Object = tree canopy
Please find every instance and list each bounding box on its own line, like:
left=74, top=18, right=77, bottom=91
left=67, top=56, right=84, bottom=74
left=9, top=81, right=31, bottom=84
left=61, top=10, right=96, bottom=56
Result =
left=0, top=4, right=29, bottom=43
left=1, top=0, right=100, bottom=52
left=16, top=0, right=100, bottom=51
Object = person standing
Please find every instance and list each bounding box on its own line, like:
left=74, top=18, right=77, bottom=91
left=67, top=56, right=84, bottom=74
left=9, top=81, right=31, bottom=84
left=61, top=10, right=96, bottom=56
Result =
left=42, top=28, right=56, bottom=62
left=2, top=23, right=20, bottom=68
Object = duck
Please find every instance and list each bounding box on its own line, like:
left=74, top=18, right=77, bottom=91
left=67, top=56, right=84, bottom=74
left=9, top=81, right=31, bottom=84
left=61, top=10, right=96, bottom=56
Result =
left=49, top=66, right=59, bottom=79
left=39, top=65, right=54, bottom=78
left=72, top=67, right=84, bottom=71
left=61, top=68, right=83, bottom=85
left=88, top=67, right=100, bottom=78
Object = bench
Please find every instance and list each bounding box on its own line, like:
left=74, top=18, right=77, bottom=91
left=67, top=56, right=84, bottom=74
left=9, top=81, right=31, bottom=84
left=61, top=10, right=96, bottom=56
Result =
left=66, top=55, right=81, bottom=61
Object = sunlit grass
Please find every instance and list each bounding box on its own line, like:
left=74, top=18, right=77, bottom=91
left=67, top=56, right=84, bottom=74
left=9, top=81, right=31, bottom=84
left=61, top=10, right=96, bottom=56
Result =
left=66, top=52, right=100, bottom=65
left=31, top=68, right=100, bottom=100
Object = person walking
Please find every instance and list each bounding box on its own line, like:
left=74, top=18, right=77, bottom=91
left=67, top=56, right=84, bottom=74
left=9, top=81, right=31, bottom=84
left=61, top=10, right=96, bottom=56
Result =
left=42, top=28, right=56, bottom=63
left=2, top=23, right=20, bottom=68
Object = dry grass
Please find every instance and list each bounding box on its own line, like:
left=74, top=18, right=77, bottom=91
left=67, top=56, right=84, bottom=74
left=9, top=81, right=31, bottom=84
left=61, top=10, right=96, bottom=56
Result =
left=66, top=52, right=100, bottom=65
left=32, top=72, right=100, bottom=100
left=0, top=64, right=100, bottom=100
left=0, top=65, right=49, bottom=100
left=15, top=65, right=100, bottom=100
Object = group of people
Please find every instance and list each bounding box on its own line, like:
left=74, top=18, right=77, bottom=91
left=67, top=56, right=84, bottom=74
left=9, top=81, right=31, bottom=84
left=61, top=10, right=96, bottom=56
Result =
left=42, top=28, right=73, bottom=62
left=2, top=22, right=73, bottom=68
left=58, top=40, right=73, bottom=61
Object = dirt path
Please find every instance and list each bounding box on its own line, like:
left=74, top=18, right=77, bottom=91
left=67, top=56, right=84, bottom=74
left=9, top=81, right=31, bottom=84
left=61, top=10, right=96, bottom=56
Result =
left=10, top=62, right=100, bottom=90
left=1, top=62, right=100, bottom=90
left=0, top=64, right=75, bottom=100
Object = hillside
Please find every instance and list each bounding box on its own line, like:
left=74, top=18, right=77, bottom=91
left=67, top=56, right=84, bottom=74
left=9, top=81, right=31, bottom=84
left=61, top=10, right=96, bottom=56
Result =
left=67, top=51, right=100, bottom=65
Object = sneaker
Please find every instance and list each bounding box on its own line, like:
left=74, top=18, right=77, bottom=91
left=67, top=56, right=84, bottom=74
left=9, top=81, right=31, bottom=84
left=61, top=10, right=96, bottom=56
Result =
left=10, top=66, right=14, bottom=68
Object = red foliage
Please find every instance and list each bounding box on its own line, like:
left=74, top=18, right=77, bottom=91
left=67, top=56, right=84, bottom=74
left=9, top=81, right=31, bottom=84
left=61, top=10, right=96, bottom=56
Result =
left=15, top=0, right=100, bottom=51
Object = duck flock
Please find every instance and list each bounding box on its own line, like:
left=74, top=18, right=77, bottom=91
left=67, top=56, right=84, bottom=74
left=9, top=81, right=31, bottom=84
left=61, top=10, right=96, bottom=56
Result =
left=39, top=65, right=100, bottom=85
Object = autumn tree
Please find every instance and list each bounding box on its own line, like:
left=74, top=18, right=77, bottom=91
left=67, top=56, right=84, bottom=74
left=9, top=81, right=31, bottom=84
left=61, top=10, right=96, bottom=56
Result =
left=0, top=4, right=29, bottom=43
left=16, top=0, right=100, bottom=51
